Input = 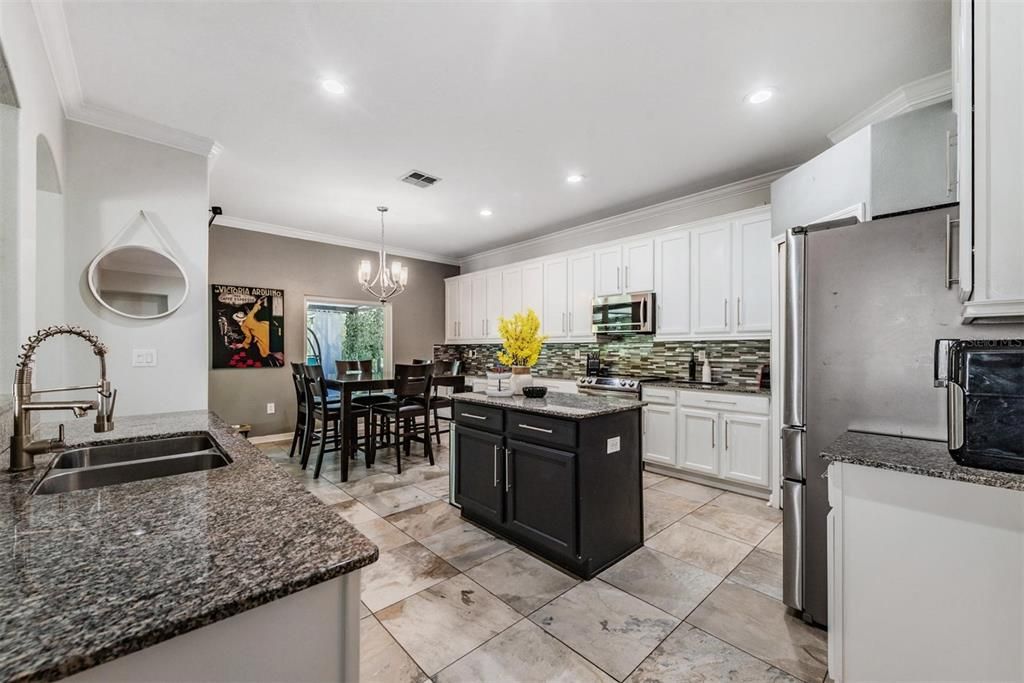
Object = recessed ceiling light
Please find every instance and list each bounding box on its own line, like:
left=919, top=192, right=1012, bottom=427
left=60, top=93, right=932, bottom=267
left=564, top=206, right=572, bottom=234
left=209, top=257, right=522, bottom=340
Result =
left=321, top=79, right=345, bottom=95
left=479, top=208, right=493, bottom=217
left=566, top=174, right=585, bottom=184
left=745, top=89, right=773, bottom=105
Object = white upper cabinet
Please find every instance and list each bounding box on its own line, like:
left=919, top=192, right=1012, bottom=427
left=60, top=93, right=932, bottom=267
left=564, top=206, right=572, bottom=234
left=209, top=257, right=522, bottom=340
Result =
left=470, top=274, right=487, bottom=340
left=623, top=239, right=655, bottom=293
left=458, top=276, right=473, bottom=341
left=568, top=252, right=595, bottom=338
left=959, top=0, right=1024, bottom=321
left=542, top=258, right=569, bottom=338
left=732, top=214, right=772, bottom=334
left=445, top=278, right=460, bottom=341
left=522, top=263, right=544, bottom=322
left=692, top=222, right=733, bottom=335
left=594, top=246, right=622, bottom=297
left=501, top=267, right=523, bottom=319
left=655, top=231, right=691, bottom=335
left=485, top=271, right=503, bottom=339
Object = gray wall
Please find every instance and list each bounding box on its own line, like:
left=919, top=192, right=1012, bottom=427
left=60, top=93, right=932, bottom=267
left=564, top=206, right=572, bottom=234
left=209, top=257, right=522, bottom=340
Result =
left=208, top=225, right=459, bottom=436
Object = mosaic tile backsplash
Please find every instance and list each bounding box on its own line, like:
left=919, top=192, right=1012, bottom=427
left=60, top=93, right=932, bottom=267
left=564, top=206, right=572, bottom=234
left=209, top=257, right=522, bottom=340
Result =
left=434, top=338, right=771, bottom=388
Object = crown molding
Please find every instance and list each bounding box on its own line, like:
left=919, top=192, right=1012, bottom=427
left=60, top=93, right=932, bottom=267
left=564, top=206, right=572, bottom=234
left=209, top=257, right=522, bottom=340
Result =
left=460, top=166, right=790, bottom=266
left=827, top=70, right=952, bottom=145
left=32, top=0, right=222, bottom=160
left=214, top=214, right=461, bottom=266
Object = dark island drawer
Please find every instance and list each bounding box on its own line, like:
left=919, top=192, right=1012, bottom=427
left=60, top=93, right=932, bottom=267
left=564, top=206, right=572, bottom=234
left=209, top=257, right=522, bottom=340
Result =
left=507, top=411, right=577, bottom=450
left=454, top=403, right=504, bottom=432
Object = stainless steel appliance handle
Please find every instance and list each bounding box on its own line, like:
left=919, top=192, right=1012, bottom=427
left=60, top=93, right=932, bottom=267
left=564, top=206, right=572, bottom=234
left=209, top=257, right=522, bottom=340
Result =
left=784, top=230, right=806, bottom=427
left=948, top=382, right=965, bottom=450
left=460, top=412, right=488, bottom=421
left=517, top=423, right=553, bottom=434
left=781, top=426, right=805, bottom=480
left=492, top=445, right=498, bottom=487
left=945, top=215, right=961, bottom=289
left=782, top=480, right=804, bottom=610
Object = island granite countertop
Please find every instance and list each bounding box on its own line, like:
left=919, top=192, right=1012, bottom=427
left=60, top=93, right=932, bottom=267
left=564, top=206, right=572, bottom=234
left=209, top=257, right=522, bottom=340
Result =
left=454, top=391, right=644, bottom=418
left=0, top=410, right=378, bottom=683
left=822, top=430, right=1024, bottom=492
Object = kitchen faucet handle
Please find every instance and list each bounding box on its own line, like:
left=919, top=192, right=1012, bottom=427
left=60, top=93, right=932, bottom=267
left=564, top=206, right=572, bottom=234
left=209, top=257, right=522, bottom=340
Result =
left=108, top=389, right=118, bottom=417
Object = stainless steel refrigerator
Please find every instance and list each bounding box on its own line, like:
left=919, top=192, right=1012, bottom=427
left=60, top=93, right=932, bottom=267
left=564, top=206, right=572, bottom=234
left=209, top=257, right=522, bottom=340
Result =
left=780, top=206, right=1024, bottom=627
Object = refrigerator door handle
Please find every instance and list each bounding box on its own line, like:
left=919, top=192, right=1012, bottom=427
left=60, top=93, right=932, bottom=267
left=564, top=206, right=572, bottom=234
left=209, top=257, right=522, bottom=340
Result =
left=781, top=426, right=805, bottom=481
left=782, top=480, right=805, bottom=611
left=783, top=230, right=806, bottom=427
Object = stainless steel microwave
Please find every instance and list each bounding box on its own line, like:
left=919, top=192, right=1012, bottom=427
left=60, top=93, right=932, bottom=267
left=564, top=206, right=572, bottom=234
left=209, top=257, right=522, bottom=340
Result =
left=591, top=292, right=655, bottom=335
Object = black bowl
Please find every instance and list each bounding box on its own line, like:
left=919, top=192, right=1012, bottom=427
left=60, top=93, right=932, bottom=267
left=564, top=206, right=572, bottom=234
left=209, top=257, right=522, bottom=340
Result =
left=522, top=386, right=548, bottom=398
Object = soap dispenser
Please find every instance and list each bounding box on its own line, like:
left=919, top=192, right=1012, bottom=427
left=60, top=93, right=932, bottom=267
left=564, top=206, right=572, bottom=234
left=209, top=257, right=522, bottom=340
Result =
left=701, top=354, right=712, bottom=383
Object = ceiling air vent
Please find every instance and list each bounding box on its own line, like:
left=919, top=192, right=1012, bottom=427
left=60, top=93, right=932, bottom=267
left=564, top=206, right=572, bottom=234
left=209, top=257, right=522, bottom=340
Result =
left=400, top=170, right=442, bottom=188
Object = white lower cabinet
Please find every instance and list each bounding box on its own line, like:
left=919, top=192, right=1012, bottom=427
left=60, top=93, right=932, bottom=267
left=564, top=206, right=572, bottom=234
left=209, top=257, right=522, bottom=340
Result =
left=641, top=387, right=770, bottom=490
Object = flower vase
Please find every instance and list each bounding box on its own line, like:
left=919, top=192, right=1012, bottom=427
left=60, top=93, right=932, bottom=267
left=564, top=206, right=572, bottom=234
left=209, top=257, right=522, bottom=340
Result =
left=511, top=366, right=533, bottom=396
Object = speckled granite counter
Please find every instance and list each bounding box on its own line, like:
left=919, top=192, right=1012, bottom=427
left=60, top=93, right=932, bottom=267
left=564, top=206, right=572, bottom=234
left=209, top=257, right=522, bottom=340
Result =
left=0, top=410, right=378, bottom=682
left=822, top=430, right=1024, bottom=491
left=643, top=380, right=769, bottom=395
left=454, top=391, right=643, bottom=418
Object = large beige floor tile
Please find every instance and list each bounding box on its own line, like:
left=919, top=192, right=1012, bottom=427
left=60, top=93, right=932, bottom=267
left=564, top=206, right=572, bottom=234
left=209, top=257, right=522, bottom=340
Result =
left=644, top=488, right=701, bottom=538
left=530, top=580, right=680, bottom=681
left=435, top=619, right=613, bottom=683
left=599, top=547, right=721, bottom=620
left=361, top=615, right=429, bottom=683
left=413, top=474, right=451, bottom=498
left=712, top=492, right=783, bottom=523
left=465, top=548, right=579, bottom=615
left=376, top=574, right=521, bottom=676
left=683, top=497, right=779, bottom=545
left=650, top=477, right=723, bottom=506
left=331, top=499, right=381, bottom=524
left=626, top=623, right=799, bottom=683
left=687, top=581, right=828, bottom=683
left=353, top=517, right=415, bottom=552
left=728, top=548, right=783, bottom=601
left=646, top=521, right=753, bottom=576
left=642, top=471, right=667, bottom=488
left=360, top=485, right=438, bottom=517
left=361, top=541, right=459, bottom=612
left=387, top=499, right=465, bottom=540
left=758, top=523, right=784, bottom=555
left=419, top=521, right=513, bottom=570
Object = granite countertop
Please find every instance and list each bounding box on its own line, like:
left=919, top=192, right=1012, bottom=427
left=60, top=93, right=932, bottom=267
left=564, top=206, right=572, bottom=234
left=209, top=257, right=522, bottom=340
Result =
left=643, top=380, right=770, bottom=395
left=822, top=430, right=1024, bottom=491
left=454, top=391, right=644, bottom=418
left=0, top=411, right=378, bottom=682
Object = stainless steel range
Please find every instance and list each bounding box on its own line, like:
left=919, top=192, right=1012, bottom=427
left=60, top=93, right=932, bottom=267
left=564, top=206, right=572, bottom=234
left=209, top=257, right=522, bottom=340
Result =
left=575, top=375, right=667, bottom=398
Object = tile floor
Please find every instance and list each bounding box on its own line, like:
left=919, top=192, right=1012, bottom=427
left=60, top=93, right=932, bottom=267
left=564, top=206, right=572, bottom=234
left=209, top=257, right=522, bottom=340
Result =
left=257, top=435, right=828, bottom=683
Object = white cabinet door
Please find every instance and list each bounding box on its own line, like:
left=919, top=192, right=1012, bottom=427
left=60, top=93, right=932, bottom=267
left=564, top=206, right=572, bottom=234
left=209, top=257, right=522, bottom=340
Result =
left=444, top=279, right=460, bottom=341
left=542, top=258, right=568, bottom=338
left=624, top=239, right=655, bottom=293
left=643, top=404, right=677, bottom=466
left=721, top=413, right=769, bottom=487
left=568, top=252, right=595, bottom=338
left=522, top=263, right=544, bottom=322
left=954, top=0, right=973, bottom=305
left=732, top=214, right=772, bottom=334
left=594, top=246, right=622, bottom=297
left=677, top=408, right=719, bottom=475
left=458, top=276, right=474, bottom=340
left=485, top=271, right=503, bottom=339
left=470, top=274, right=487, bottom=340
left=501, top=267, right=523, bottom=319
left=654, top=231, right=691, bottom=335
left=692, top=223, right=733, bottom=335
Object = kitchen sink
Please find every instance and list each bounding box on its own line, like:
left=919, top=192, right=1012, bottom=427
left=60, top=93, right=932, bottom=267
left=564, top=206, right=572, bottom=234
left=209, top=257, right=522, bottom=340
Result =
left=31, top=434, right=231, bottom=495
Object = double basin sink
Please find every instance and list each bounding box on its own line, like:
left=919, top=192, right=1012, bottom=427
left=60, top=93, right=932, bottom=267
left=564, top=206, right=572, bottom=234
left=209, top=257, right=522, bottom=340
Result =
left=30, top=434, right=232, bottom=495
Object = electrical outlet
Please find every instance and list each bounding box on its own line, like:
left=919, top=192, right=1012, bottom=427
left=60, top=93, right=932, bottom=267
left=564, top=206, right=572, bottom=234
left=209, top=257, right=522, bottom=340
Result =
left=131, top=349, right=157, bottom=367
left=266, top=402, right=275, bottom=415
left=607, top=436, right=621, bottom=454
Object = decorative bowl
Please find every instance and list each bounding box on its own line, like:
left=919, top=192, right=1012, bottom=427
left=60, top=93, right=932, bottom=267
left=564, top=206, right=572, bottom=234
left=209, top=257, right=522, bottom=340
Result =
left=522, top=386, right=548, bottom=399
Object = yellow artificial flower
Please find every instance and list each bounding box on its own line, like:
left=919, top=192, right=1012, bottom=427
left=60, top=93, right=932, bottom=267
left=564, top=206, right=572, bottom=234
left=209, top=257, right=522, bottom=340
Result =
left=496, top=308, right=547, bottom=367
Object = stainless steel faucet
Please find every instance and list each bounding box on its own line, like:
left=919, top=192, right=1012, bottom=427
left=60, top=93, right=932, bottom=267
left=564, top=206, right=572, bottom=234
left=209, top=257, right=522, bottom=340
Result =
left=9, top=325, right=117, bottom=472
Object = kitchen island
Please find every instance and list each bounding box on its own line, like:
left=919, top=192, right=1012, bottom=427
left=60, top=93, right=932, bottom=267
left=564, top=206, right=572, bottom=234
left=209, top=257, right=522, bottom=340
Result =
left=0, top=411, right=377, bottom=683
left=451, top=392, right=643, bottom=578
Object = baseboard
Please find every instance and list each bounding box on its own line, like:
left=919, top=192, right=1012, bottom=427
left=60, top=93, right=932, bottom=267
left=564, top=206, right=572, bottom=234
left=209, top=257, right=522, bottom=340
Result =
left=643, top=462, right=771, bottom=501
left=248, top=432, right=294, bottom=444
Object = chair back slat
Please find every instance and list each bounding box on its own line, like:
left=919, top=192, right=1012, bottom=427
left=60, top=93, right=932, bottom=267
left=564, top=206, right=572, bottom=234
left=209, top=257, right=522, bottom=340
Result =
left=394, top=362, right=433, bottom=400
left=302, top=364, right=330, bottom=401
left=337, top=359, right=373, bottom=374
left=290, top=362, right=308, bottom=410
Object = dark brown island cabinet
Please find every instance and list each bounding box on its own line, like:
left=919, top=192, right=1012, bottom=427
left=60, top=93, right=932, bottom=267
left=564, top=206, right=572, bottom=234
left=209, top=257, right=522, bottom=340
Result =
left=451, top=392, right=644, bottom=579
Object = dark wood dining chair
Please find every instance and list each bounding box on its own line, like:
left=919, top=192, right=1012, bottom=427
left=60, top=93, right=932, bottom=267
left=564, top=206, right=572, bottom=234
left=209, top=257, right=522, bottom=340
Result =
left=336, top=359, right=392, bottom=448
left=368, top=363, right=434, bottom=474
left=301, top=364, right=367, bottom=480
left=410, top=360, right=462, bottom=444
left=288, top=362, right=310, bottom=459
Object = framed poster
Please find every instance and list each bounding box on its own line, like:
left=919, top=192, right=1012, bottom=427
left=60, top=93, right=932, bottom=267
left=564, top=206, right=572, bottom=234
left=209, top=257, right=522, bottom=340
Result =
left=211, top=284, right=284, bottom=368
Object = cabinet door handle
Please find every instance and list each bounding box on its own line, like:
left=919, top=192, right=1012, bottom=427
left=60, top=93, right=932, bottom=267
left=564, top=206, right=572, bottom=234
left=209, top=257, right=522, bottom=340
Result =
left=736, top=297, right=741, bottom=327
left=711, top=419, right=716, bottom=449
left=705, top=399, right=737, bottom=406
left=725, top=420, right=729, bottom=450
left=625, top=265, right=630, bottom=290
left=517, top=423, right=554, bottom=434
left=569, top=311, right=573, bottom=333
left=493, top=445, right=499, bottom=487
left=460, top=412, right=488, bottom=421
left=723, top=298, right=729, bottom=327
left=945, top=214, right=961, bottom=289
left=642, top=409, right=647, bottom=434
left=616, top=266, right=621, bottom=291
left=945, top=129, right=954, bottom=196
left=504, top=447, right=511, bottom=492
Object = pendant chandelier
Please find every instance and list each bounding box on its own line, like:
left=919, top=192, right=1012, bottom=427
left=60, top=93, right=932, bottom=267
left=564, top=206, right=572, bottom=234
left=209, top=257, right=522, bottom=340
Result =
left=358, top=206, right=408, bottom=303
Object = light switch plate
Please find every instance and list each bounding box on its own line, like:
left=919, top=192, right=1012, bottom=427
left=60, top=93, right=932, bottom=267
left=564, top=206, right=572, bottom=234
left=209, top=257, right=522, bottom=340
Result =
left=266, top=402, right=276, bottom=415
left=607, top=436, right=621, bottom=454
left=131, top=349, right=157, bottom=367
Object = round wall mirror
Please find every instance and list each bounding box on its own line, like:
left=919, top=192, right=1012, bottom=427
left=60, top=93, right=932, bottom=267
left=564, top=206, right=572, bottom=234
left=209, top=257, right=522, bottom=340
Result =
left=88, top=245, right=189, bottom=319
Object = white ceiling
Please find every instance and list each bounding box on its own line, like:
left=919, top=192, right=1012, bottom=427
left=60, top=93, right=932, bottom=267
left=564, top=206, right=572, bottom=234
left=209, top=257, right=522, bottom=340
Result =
left=58, top=1, right=950, bottom=261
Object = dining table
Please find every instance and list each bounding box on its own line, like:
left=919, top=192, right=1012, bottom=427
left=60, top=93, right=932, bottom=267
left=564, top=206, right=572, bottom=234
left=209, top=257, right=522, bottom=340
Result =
left=325, top=371, right=468, bottom=481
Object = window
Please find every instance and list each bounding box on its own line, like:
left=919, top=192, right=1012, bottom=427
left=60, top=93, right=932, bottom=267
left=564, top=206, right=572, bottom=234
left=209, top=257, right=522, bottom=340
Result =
left=304, top=298, right=390, bottom=377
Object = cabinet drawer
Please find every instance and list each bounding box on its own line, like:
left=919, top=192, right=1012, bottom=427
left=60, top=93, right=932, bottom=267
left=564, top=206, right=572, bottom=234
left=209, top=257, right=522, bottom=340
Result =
left=676, top=390, right=769, bottom=415
left=641, top=386, right=677, bottom=405
left=507, top=411, right=577, bottom=450
left=454, top=403, right=504, bottom=432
